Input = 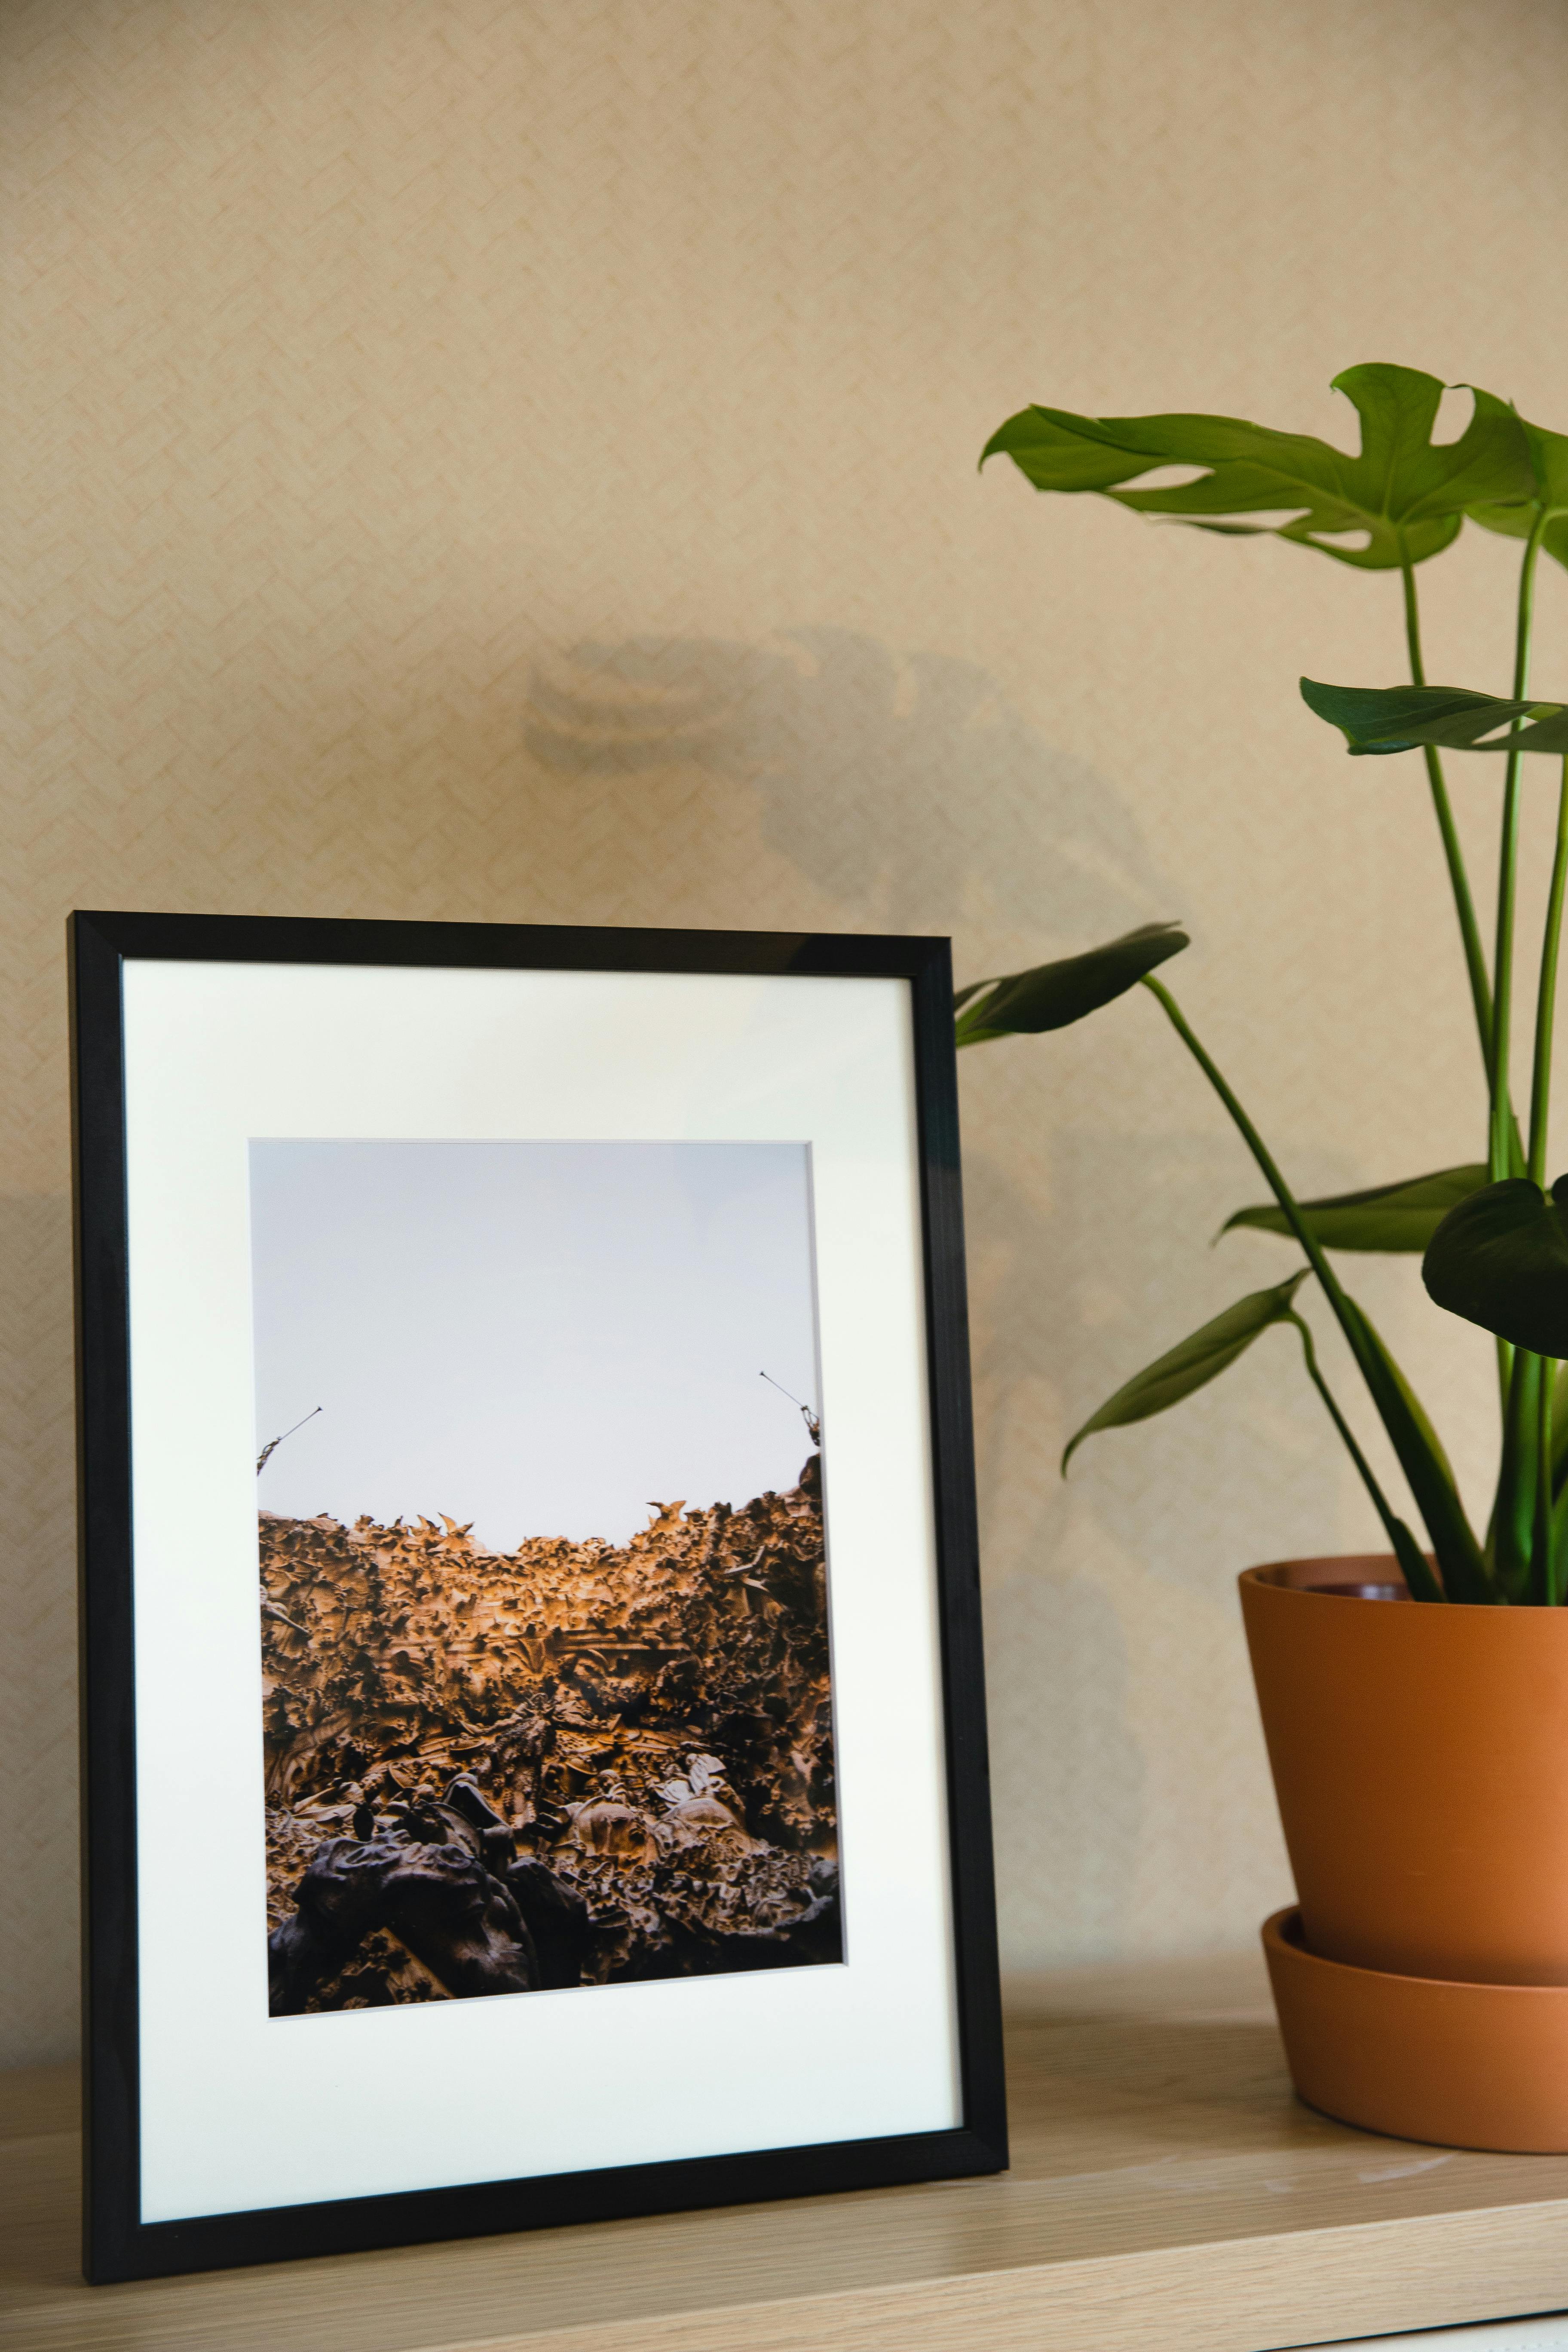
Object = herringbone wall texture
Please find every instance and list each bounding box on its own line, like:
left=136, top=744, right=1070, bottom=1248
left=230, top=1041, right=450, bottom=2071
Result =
left=6, top=0, right=1568, bottom=2064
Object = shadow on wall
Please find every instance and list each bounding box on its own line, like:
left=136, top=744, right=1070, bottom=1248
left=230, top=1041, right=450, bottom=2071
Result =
left=968, top=1125, right=1359, bottom=1595
left=524, top=628, right=1171, bottom=938
left=984, top=1567, right=1142, bottom=1963
left=0, top=1192, right=79, bottom=2065
left=524, top=630, right=1176, bottom=1968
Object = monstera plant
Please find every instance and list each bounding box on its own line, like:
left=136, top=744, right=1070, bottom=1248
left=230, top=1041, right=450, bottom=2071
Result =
left=959, top=363, right=1568, bottom=1608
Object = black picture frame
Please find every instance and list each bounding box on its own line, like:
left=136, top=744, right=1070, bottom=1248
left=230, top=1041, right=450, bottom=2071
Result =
left=70, top=909, right=1006, bottom=2285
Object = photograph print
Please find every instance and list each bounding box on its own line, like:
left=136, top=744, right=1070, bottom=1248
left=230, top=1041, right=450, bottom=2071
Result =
left=253, top=1137, right=841, bottom=2017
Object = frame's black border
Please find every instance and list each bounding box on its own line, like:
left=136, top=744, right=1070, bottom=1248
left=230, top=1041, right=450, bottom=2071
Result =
left=69, top=910, right=1006, bottom=2285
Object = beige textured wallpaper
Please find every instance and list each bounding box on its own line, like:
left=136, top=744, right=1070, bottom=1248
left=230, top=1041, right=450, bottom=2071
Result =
left=6, top=0, right=1568, bottom=2065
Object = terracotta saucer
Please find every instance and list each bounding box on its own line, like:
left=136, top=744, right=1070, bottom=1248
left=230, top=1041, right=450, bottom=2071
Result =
left=1263, top=1907, right=1568, bottom=2153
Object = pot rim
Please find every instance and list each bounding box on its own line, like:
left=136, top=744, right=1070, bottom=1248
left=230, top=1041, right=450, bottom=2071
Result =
left=1243, top=1555, right=1412, bottom=1600
left=1240, top=1553, right=1568, bottom=1612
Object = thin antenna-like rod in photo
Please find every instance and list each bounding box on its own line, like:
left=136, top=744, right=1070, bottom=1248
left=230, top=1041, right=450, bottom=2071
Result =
left=257, top=1405, right=322, bottom=1477
left=760, top=1369, right=821, bottom=1446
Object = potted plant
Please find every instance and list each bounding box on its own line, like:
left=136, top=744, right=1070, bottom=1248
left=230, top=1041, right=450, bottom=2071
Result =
left=956, top=364, right=1568, bottom=2150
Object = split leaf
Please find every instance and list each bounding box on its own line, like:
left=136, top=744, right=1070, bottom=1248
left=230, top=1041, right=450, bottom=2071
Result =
left=982, top=364, right=1532, bottom=571
left=1062, top=1274, right=1306, bottom=1473
left=1222, top=1164, right=1488, bottom=1253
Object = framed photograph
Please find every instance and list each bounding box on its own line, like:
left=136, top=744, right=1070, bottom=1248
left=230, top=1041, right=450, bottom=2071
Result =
left=70, top=910, right=1005, bottom=2283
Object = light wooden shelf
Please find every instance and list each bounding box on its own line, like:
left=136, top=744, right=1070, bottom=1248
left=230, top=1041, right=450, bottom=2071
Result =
left=6, top=1953, right=1568, bottom=2352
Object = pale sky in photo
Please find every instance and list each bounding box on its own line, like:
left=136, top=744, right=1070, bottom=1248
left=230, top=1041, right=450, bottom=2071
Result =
left=249, top=1138, right=821, bottom=1547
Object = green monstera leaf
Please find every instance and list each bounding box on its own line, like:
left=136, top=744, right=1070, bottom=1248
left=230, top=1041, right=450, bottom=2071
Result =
left=954, top=921, right=1187, bottom=1048
left=1470, top=411, right=1568, bottom=573
left=1301, top=678, right=1568, bottom=757
left=1062, top=1273, right=1306, bottom=1472
left=1424, top=1177, right=1568, bottom=1359
left=1222, top=1164, right=1488, bottom=1253
left=1470, top=506, right=1568, bottom=573
left=981, top=364, right=1532, bottom=571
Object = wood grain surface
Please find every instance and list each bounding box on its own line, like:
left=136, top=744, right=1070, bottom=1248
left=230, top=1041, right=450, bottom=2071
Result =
left=6, top=1956, right=1568, bottom=2352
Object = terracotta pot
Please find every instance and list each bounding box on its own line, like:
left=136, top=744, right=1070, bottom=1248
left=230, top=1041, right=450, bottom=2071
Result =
left=1239, top=1555, right=1568, bottom=1985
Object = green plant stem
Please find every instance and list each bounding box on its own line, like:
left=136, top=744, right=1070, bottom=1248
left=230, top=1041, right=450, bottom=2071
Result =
left=1522, top=756, right=1568, bottom=1604
left=1286, top=1311, right=1440, bottom=1601
left=1141, top=972, right=1487, bottom=1596
left=1529, top=754, right=1568, bottom=1183
left=1403, top=551, right=1518, bottom=1426
left=1492, top=511, right=1553, bottom=1181
left=1400, top=551, right=1494, bottom=1077
left=1486, top=518, right=1554, bottom=1602
left=1537, top=1363, right=1559, bottom=1604
left=1142, top=975, right=1384, bottom=1366
left=1498, top=1348, right=1542, bottom=1601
